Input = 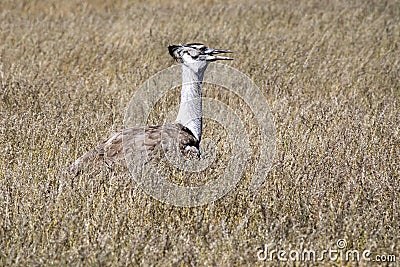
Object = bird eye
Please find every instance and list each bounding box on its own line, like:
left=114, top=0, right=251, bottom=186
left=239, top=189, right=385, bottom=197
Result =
left=188, top=50, right=199, bottom=58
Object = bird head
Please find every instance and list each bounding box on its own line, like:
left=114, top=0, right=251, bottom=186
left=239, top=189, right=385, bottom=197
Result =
left=168, top=43, right=233, bottom=67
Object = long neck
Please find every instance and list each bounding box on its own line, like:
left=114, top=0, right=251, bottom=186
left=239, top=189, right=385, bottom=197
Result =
left=175, top=63, right=206, bottom=142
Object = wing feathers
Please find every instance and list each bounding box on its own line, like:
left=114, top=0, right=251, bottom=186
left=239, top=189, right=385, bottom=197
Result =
left=69, top=123, right=199, bottom=175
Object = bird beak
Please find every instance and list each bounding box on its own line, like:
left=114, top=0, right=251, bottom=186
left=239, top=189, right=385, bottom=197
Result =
left=206, top=48, right=233, bottom=61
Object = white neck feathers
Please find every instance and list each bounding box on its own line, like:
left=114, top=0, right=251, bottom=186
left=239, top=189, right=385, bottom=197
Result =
left=175, top=63, right=208, bottom=142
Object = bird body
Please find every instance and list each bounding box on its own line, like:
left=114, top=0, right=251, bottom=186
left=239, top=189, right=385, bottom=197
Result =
left=70, top=43, right=232, bottom=175
left=70, top=123, right=199, bottom=173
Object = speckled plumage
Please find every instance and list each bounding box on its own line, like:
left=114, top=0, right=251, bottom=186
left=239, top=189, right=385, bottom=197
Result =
left=69, top=123, right=199, bottom=175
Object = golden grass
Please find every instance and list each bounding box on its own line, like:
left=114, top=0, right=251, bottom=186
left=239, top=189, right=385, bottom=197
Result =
left=1, top=0, right=399, bottom=265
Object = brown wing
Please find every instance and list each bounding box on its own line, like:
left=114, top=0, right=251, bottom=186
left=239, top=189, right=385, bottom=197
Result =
left=69, top=123, right=199, bottom=175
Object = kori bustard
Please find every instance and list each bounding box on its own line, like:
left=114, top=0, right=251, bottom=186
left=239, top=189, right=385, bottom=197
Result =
left=70, top=43, right=232, bottom=174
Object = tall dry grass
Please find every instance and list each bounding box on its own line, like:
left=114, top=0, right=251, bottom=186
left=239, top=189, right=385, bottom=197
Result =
left=1, top=0, right=399, bottom=265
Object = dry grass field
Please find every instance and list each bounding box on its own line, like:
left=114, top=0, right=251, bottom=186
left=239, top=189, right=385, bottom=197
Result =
left=1, top=0, right=399, bottom=266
